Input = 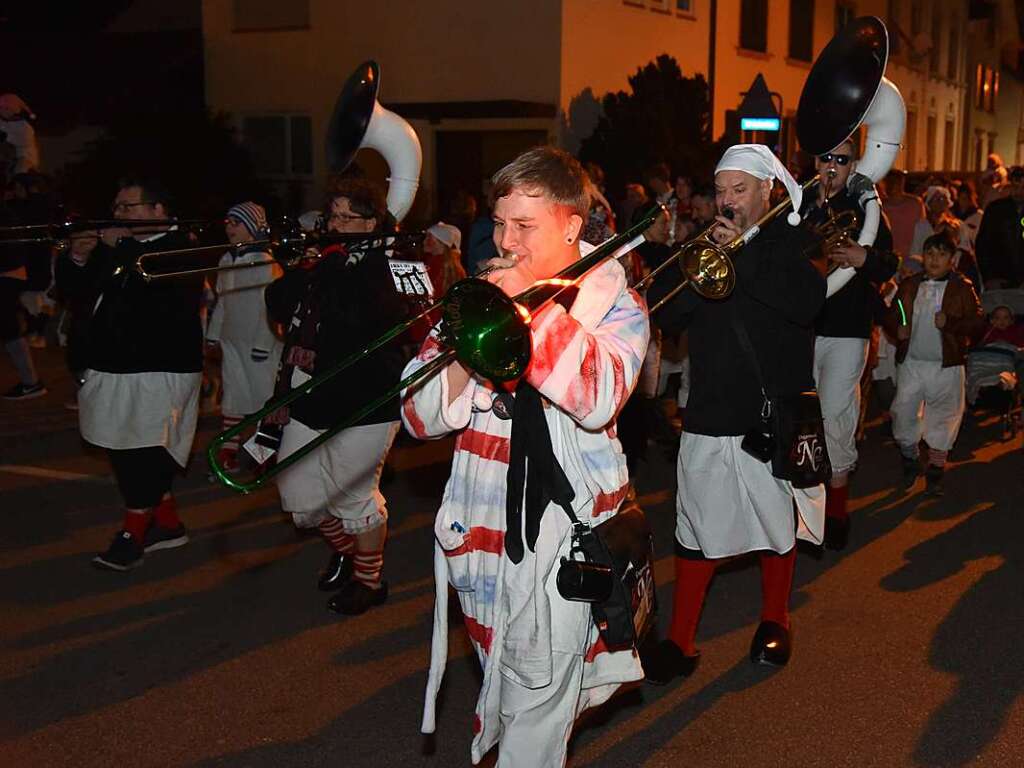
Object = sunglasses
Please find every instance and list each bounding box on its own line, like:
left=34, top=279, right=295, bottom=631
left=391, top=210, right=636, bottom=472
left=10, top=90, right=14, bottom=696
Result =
left=818, top=153, right=852, bottom=166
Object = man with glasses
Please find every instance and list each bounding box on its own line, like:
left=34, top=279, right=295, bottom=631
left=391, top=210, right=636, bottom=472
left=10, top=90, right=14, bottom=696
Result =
left=67, top=176, right=205, bottom=571
left=801, top=139, right=898, bottom=550
left=264, top=177, right=407, bottom=616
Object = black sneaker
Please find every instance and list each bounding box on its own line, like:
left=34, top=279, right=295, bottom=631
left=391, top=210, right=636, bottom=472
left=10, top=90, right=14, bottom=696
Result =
left=901, top=454, right=921, bottom=489
left=641, top=639, right=701, bottom=685
left=143, top=523, right=189, bottom=552
left=2, top=381, right=47, bottom=400
left=327, top=580, right=388, bottom=615
left=92, top=530, right=144, bottom=571
left=924, top=465, right=945, bottom=497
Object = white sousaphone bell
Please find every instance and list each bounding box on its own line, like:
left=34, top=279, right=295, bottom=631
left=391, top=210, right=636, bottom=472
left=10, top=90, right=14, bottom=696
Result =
left=326, top=60, right=423, bottom=223
left=796, top=16, right=907, bottom=298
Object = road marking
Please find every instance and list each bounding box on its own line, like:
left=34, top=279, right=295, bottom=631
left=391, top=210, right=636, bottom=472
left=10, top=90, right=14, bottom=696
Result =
left=0, top=464, right=109, bottom=482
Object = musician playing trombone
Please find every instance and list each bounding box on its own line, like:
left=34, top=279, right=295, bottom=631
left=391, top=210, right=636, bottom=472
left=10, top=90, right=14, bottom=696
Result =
left=403, top=147, right=648, bottom=767
left=800, top=138, right=897, bottom=550
left=77, top=176, right=203, bottom=571
left=644, top=145, right=827, bottom=683
left=264, top=177, right=406, bottom=616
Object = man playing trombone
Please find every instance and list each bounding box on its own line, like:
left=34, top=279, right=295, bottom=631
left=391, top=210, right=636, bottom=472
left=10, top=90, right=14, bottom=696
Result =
left=403, top=147, right=648, bottom=767
left=74, top=176, right=203, bottom=571
left=644, top=145, right=827, bottom=683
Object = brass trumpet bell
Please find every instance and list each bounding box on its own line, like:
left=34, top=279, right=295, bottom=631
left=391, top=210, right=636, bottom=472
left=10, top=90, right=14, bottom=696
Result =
left=440, top=279, right=532, bottom=382
left=676, top=240, right=736, bottom=299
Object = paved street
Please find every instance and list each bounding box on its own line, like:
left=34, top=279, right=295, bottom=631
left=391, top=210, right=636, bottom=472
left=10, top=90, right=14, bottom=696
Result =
left=1, top=348, right=1022, bottom=767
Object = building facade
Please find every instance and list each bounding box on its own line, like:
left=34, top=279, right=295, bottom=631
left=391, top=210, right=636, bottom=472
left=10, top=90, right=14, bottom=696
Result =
left=202, top=0, right=1023, bottom=214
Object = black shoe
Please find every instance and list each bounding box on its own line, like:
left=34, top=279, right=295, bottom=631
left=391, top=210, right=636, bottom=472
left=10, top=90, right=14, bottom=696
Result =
left=92, top=530, right=144, bottom=571
left=925, top=465, right=945, bottom=497
left=641, top=639, right=701, bottom=685
left=823, top=515, right=850, bottom=551
left=2, top=381, right=46, bottom=400
left=327, top=580, right=388, bottom=615
left=749, top=620, right=791, bottom=667
left=318, top=551, right=354, bottom=591
left=143, top=523, right=189, bottom=553
left=901, top=454, right=921, bottom=489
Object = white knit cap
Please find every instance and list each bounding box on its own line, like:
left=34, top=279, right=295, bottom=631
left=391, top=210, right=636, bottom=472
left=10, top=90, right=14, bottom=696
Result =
left=428, top=221, right=461, bottom=250
left=715, top=144, right=803, bottom=226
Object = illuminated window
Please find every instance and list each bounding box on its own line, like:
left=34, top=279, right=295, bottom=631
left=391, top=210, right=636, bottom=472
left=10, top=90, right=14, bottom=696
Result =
left=740, top=0, right=768, bottom=52
left=789, top=0, right=814, bottom=61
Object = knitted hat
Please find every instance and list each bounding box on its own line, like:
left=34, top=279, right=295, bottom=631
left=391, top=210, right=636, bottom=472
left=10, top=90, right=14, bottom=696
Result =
left=924, top=186, right=952, bottom=208
left=715, top=144, right=803, bottom=225
left=428, top=221, right=461, bottom=250
left=226, top=201, right=267, bottom=238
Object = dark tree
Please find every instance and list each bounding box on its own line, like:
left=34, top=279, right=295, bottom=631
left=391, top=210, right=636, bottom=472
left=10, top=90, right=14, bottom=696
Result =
left=579, top=54, right=718, bottom=196
left=60, top=108, right=264, bottom=219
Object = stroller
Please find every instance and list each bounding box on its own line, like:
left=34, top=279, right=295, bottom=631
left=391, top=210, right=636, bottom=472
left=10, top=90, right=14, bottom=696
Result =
left=966, top=289, right=1024, bottom=439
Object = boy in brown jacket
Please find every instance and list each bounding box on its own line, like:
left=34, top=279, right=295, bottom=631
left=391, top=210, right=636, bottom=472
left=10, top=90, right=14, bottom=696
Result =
left=883, top=232, right=984, bottom=495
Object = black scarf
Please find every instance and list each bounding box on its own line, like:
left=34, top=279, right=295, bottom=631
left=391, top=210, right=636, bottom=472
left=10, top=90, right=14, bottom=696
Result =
left=504, top=383, right=577, bottom=564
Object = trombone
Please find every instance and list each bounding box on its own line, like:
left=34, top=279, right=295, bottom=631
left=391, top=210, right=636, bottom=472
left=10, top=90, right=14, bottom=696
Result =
left=208, top=207, right=667, bottom=492
left=133, top=226, right=426, bottom=281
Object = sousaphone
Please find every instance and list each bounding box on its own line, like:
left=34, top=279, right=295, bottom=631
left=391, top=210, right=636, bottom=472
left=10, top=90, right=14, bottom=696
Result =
left=797, top=16, right=906, bottom=297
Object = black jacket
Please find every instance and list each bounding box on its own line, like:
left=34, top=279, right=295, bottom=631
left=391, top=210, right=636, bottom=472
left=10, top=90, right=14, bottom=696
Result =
left=975, top=196, right=1024, bottom=287
left=265, top=246, right=408, bottom=429
left=801, top=189, right=898, bottom=339
left=649, top=216, right=826, bottom=436
left=60, top=230, right=206, bottom=374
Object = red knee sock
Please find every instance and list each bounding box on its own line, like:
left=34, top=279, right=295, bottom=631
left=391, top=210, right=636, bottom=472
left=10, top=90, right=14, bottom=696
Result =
left=153, top=495, right=181, bottom=529
left=667, top=555, right=717, bottom=655
left=353, top=549, right=384, bottom=589
left=123, top=510, right=151, bottom=541
left=760, top=548, right=796, bottom=627
left=825, top=484, right=849, bottom=521
left=318, top=518, right=356, bottom=556
left=221, top=414, right=243, bottom=453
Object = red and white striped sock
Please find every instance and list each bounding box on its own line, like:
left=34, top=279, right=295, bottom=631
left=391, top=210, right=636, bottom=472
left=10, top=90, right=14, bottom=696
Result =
left=318, top=518, right=355, bottom=556
left=353, top=549, right=385, bottom=589
left=928, top=447, right=948, bottom=467
left=222, top=414, right=243, bottom=453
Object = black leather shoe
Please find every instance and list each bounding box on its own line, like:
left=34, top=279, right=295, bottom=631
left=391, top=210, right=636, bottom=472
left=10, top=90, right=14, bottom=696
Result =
left=641, top=639, right=701, bottom=685
left=749, top=620, right=791, bottom=667
left=823, top=516, right=850, bottom=551
left=327, top=580, right=388, bottom=615
left=318, top=552, right=354, bottom=591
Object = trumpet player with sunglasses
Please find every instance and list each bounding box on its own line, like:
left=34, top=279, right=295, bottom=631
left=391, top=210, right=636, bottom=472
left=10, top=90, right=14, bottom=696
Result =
left=800, top=138, right=898, bottom=550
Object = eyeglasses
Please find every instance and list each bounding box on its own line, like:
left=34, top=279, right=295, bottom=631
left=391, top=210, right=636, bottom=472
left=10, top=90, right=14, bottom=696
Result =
left=327, top=212, right=370, bottom=223
left=111, top=201, right=154, bottom=214
left=818, top=153, right=852, bottom=166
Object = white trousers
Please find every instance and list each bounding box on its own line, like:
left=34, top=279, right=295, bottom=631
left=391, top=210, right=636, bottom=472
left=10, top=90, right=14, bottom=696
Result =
left=276, top=419, right=399, bottom=532
left=497, top=651, right=584, bottom=768
left=891, top=360, right=966, bottom=453
left=812, top=336, right=869, bottom=475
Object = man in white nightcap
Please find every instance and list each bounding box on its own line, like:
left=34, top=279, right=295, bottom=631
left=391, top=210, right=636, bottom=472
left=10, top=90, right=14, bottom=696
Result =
left=643, top=144, right=828, bottom=684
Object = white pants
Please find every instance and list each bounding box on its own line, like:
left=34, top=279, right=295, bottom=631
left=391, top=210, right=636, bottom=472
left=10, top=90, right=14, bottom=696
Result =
left=276, top=419, right=399, bottom=532
left=219, top=338, right=282, bottom=417
left=813, top=336, right=869, bottom=475
left=497, top=651, right=584, bottom=768
left=891, top=360, right=965, bottom=453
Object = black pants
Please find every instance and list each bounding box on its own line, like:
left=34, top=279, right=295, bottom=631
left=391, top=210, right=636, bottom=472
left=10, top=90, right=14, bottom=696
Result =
left=0, top=276, right=25, bottom=342
left=107, top=447, right=179, bottom=508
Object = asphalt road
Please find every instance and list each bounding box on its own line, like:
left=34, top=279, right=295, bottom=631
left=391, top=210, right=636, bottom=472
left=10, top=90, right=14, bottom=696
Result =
left=1, top=349, right=1022, bottom=768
